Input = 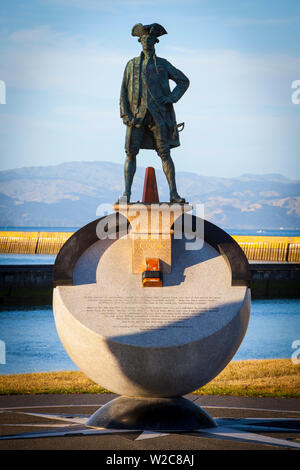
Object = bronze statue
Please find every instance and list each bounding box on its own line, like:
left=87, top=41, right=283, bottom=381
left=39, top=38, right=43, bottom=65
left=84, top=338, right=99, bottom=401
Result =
left=119, top=23, right=190, bottom=203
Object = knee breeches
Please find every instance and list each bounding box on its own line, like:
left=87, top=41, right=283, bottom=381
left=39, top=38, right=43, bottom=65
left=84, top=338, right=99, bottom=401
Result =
left=125, top=110, right=170, bottom=157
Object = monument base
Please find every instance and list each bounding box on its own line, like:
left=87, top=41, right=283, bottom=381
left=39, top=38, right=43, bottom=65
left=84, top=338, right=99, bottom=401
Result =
left=87, top=396, right=217, bottom=431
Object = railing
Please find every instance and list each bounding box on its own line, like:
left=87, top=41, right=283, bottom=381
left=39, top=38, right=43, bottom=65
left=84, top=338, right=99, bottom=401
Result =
left=0, top=232, right=73, bottom=255
left=0, top=231, right=300, bottom=262
left=232, top=236, right=300, bottom=262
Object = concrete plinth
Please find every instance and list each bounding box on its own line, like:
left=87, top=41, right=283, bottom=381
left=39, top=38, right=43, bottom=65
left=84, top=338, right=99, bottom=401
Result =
left=112, top=202, right=192, bottom=273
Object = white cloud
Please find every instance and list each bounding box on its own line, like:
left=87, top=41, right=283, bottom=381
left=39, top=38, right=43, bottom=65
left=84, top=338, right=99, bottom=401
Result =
left=227, top=17, right=300, bottom=26
left=163, top=46, right=300, bottom=108
left=9, top=25, right=65, bottom=45
left=3, top=26, right=300, bottom=108
left=42, top=0, right=192, bottom=9
left=1, top=29, right=126, bottom=97
left=1, top=25, right=300, bottom=177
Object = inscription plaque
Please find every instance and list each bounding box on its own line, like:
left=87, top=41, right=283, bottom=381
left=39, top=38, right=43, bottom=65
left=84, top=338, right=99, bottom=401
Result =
left=85, top=295, right=221, bottom=331
left=132, top=235, right=171, bottom=274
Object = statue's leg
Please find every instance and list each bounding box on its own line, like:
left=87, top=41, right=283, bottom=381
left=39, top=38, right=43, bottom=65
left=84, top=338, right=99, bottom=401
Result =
left=122, top=123, right=144, bottom=202
left=152, top=120, right=185, bottom=203
left=123, top=152, right=137, bottom=202
left=159, top=151, right=185, bottom=203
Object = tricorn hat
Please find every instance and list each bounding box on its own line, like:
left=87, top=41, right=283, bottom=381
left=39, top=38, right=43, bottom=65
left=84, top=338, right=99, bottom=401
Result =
left=131, top=23, right=167, bottom=38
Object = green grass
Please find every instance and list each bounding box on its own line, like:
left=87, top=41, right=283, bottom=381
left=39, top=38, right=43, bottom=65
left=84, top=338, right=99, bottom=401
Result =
left=0, top=359, right=299, bottom=397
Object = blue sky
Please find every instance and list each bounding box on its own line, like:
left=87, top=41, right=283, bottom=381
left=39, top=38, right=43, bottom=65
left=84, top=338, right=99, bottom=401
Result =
left=0, top=0, right=300, bottom=178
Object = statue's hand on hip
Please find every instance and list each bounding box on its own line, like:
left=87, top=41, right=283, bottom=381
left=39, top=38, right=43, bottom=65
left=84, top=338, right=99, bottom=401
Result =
left=158, top=95, right=173, bottom=105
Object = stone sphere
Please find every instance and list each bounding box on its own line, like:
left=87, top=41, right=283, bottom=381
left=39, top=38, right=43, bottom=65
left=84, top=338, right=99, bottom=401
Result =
left=53, top=231, right=250, bottom=397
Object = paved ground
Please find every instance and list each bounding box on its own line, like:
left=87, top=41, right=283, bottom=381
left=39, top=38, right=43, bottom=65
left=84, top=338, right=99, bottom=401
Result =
left=0, top=393, right=299, bottom=453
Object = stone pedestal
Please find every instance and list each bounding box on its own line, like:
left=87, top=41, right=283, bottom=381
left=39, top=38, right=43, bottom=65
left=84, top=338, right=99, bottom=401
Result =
left=113, top=202, right=192, bottom=273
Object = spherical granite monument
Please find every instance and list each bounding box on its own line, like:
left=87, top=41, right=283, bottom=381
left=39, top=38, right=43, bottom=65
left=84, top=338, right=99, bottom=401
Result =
left=53, top=188, right=251, bottom=431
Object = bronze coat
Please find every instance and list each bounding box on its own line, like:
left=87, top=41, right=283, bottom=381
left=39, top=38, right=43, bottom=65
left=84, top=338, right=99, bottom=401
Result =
left=120, top=52, right=190, bottom=150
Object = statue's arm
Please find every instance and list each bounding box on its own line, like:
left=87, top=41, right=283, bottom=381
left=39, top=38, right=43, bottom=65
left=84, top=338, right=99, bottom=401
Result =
left=120, top=62, right=133, bottom=124
left=166, top=61, right=190, bottom=103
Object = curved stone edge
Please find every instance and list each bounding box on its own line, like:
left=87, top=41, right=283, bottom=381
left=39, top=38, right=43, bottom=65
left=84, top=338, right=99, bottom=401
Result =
left=173, top=214, right=251, bottom=287
left=53, top=214, right=250, bottom=288
left=53, top=286, right=250, bottom=397
left=53, top=214, right=129, bottom=287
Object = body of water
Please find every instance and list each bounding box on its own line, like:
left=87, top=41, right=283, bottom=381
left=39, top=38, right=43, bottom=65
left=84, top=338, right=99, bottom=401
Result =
left=0, top=299, right=299, bottom=375
left=0, top=254, right=56, bottom=265
left=1, top=226, right=300, bottom=237
left=227, top=228, right=300, bottom=237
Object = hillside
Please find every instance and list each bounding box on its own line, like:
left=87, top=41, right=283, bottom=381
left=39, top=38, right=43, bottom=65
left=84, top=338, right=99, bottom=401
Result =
left=0, top=161, right=299, bottom=229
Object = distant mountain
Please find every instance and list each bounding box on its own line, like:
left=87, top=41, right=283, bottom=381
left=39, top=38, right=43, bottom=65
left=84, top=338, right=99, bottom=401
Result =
left=0, top=161, right=299, bottom=230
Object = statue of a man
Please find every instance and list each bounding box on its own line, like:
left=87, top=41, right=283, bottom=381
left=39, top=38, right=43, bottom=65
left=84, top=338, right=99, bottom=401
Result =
left=119, top=23, right=190, bottom=203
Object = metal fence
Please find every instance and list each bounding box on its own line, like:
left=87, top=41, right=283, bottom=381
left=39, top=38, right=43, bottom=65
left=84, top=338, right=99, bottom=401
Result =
left=0, top=232, right=73, bottom=255
left=0, top=232, right=300, bottom=262
left=232, top=236, right=300, bottom=262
